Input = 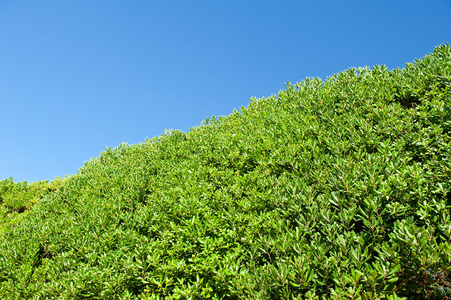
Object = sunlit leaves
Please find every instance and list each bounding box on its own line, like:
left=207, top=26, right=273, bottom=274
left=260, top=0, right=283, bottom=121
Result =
left=1, top=44, right=451, bottom=299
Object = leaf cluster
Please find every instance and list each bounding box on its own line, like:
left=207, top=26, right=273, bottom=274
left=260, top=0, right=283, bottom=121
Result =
left=0, top=177, right=65, bottom=235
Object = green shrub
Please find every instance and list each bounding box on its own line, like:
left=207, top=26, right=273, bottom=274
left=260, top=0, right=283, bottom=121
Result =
left=0, top=177, right=65, bottom=235
left=0, top=44, right=450, bottom=299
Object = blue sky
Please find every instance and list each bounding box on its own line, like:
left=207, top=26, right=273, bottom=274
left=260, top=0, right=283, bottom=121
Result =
left=1, top=1, right=450, bottom=183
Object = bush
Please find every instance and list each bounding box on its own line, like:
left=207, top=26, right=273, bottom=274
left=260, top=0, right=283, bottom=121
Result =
left=0, top=44, right=450, bottom=299
left=0, top=177, right=65, bottom=235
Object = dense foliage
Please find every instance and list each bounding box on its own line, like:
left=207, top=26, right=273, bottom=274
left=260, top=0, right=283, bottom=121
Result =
left=1, top=44, right=450, bottom=299
left=0, top=177, right=64, bottom=235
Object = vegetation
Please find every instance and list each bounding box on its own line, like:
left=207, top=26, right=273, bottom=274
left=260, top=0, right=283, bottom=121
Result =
left=0, top=177, right=65, bottom=235
left=0, top=44, right=450, bottom=299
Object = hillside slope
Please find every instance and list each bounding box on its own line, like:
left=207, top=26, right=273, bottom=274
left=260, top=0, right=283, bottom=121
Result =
left=1, top=44, right=450, bottom=299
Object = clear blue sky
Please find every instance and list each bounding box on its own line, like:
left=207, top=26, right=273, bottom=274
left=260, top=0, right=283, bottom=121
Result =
left=1, top=1, right=450, bottom=183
